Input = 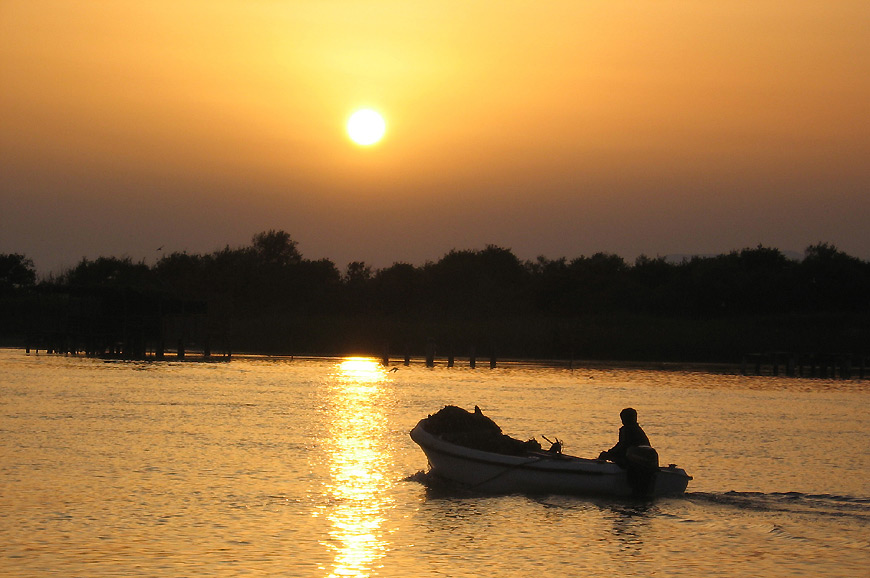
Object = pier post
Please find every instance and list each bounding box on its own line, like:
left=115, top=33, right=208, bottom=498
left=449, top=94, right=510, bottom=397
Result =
left=425, top=341, right=435, bottom=367
left=840, top=356, right=851, bottom=380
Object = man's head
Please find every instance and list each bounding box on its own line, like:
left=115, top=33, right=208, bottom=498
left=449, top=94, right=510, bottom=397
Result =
left=620, top=407, right=638, bottom=425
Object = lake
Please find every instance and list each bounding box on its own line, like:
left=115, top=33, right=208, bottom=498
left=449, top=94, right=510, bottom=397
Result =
left=1, top=349, right=867, bottom=577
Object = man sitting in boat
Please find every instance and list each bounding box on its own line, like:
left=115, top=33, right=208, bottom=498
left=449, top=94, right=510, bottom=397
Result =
left=598, top=407, right=652, bottom=467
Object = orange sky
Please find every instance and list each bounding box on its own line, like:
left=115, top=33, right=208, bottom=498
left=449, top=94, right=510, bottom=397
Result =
left=2, top=1, right=868, bottom=272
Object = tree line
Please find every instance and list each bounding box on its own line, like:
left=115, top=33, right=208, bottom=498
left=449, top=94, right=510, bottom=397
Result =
left=2, top=231, right=869, bottom=361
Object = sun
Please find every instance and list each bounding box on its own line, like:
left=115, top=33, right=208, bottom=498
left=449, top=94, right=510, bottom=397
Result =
left=347, top=109, right=386, bottom=146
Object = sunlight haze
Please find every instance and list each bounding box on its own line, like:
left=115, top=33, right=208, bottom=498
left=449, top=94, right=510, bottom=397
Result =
left=1, top=1, right=868, bottom=272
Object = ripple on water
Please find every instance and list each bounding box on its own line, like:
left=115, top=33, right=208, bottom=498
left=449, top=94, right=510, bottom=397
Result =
left=1, top=350, right=868, bottom=577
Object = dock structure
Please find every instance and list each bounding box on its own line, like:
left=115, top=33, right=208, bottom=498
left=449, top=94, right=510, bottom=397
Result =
left=25, top=287, right=226, bottom=361
left=377, top=341, right=495, bottom=369
left=741, top=352, right=866, bottom=379
left=377, top=345, right=865, bottom=378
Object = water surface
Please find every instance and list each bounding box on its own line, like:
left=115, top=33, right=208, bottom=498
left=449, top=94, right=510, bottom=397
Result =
left=1, top=350, right=867, bottom=576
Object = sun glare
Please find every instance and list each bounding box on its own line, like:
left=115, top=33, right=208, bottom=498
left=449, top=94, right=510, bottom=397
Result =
left=347, top=109, right=386, bottom=146
left=338, top=357, right=384, bottom=383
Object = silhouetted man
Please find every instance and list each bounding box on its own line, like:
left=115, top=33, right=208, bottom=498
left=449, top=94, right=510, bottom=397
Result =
left=598, top=407, right=651, bottom=467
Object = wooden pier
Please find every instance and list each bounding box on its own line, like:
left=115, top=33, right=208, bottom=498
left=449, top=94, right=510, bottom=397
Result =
left=24, top=287, right=228, bottom=361
left=741, top=352, right=867, bottom=379
left=380, top=342, right=499, bottom=369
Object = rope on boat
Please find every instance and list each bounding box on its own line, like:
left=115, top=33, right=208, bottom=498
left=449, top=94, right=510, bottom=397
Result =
left=466, top=455, right=547, bottom=490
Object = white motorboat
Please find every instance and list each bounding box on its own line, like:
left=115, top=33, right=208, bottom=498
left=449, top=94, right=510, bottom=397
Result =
left=410, top=409, right=692, bottom=498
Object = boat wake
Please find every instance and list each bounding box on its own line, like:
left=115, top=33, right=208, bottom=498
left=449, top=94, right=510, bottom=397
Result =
left=407, top=470, right=870, bottom=519
left=404, top=470, right=483, bottom=497
left=403, top=470, right=432, bottom=485
left=686, top=490, right=870, bottom=521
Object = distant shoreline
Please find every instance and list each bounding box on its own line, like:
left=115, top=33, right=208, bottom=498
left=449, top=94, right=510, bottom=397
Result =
left=0, top=346, right=783, bottom=377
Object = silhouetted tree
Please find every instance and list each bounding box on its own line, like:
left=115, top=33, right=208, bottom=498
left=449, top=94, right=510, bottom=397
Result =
left=630, top=255, right=674, bottom=314
left=0, top=253, right=36, bottom=293
left=154, top=251, right=208, bottom=296
left=527, top=256, right=571, bottom=314
left=61, top=256, right=152, bottom=288
left=799, top=243, right=870, bottom=311
left=295, top=258, right=342, bottom=309
left=566, top=252, right=629, bottom=313
left=251, top=230, right=302, bottom=267
left=676, top=246, right=796, bottom=315
left=372, top=262, right=424, bottom=316
left=345, top=261, right=373, bottom=285
left=0, top=253, right=38, bottom=340
left=16, top=234, right=870, bottom=360
left=424, top=245, right=528, bottom=318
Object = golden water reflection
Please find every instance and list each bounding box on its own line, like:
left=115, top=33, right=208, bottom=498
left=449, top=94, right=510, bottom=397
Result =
left=322, top=358, right=393, bottom=578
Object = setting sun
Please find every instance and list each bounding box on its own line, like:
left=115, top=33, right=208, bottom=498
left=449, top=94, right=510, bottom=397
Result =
left=346, top=109, right=386, bottom=146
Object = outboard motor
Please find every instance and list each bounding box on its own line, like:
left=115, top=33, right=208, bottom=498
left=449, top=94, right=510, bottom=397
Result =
left=625, top=445, right=659, bottom=496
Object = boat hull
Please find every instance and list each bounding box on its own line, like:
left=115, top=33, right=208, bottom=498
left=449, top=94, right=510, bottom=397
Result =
left=410, top=421, right=691, bottom=497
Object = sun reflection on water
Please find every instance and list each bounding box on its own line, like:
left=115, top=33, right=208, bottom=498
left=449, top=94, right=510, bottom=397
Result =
left=322, top=357, right=393, bottom=578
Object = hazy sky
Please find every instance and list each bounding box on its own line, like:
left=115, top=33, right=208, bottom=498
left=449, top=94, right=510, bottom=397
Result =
left=2, top=1, right=868, bottom=274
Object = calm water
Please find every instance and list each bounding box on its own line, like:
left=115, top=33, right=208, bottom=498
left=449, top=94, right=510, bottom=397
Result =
left=1, top=349, right=868, bottom=577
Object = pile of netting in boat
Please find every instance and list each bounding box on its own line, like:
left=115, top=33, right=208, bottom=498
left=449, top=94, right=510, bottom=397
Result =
left=422, top=405, right=542, bottom=456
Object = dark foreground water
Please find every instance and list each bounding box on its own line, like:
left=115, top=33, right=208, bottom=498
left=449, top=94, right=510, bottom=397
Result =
left=1, top=349, right=867, bottom=577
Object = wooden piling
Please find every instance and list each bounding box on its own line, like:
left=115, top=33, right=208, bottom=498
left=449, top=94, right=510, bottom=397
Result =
left=425, top=341, right=435, bottom=367
left=840, top=356, right=851, bottom=380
